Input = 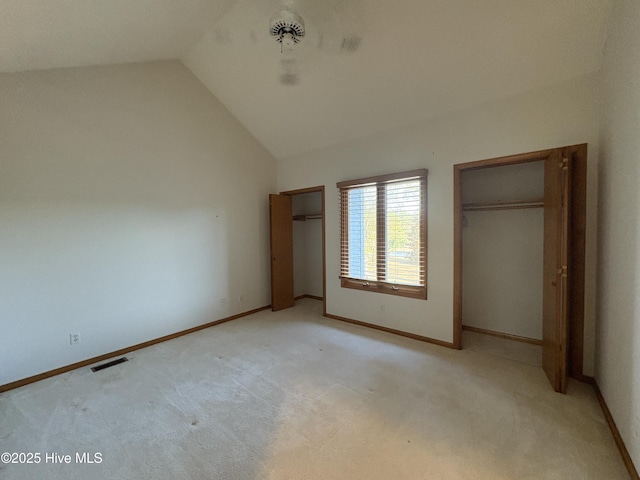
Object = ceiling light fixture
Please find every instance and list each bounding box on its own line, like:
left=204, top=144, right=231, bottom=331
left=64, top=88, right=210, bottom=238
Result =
left=270, top=10, right=305, bottom=54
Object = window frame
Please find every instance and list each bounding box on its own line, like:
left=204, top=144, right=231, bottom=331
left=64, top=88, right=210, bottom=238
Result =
left=337, top=169, right=428, bottom=300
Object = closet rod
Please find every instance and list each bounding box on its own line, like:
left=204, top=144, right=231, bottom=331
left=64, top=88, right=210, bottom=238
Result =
left=462, top=199, right=544, bottom=211
left=293, top=214, right=323, bottom=221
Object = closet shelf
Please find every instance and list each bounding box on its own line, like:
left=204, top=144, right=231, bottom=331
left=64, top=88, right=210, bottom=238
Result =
left=293, top=213, right=323, bottom=221
left=462, top=199, right=544, bottom=211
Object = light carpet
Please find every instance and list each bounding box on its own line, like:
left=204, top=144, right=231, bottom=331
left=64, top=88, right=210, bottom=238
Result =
left=0, top=298, right=629, bottom=479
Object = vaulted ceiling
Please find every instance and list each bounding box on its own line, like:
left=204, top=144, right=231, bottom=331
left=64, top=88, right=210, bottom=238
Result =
left=1, top=0, right=614, bottom=159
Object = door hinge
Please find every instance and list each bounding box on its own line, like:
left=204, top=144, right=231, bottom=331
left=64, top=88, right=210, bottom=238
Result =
left=559, top=158, right=569, bottom=170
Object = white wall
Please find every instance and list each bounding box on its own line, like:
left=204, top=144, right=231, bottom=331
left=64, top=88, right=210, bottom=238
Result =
left=303, top=219, right=323, bottom=298
left=302, top=193, right=323, bottom=299
left=278, top=73, right=600, bottom=374
left=292, top=193, right=323, bottom=298
left=0, top=61, right=277, bottom=386
left=462, top=162, right=544, bottom=339
left=293, top=220, right=308, bottom=297
left=596, top=0, right=640, bottom=468
left=292, top=194, right=308, bottom=297
left=462, top=209, right=544, bottom=339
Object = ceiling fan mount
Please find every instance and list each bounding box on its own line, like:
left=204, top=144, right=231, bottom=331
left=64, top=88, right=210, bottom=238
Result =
left=209, top=0, right=363, bottom=85
left=269, top=10, right=306, bottom=53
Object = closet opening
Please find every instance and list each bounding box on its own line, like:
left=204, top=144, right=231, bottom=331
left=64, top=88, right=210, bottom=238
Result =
left=460, top=160, right=545, bottom=361
left=269, top=186, right=326, bottom=314
left=453, top=145, right=587, bottom=393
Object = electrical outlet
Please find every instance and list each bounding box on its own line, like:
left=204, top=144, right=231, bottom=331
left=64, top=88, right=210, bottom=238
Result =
left=380, top=304, right=385, bottom=311
left=239, top=293, right=245, bottom=304
left=69, top=333, right=81, bottom=345
left=220, top=298, right=227, bottom=306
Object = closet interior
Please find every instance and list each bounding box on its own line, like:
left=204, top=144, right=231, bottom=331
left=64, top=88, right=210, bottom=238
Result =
left=292, top=191, right=324, bottom=301
left=461, top=161, right=545, bottom=360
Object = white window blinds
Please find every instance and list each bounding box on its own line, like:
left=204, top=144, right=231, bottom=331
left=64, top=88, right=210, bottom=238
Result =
left=338, top=169, right=427, bottom=299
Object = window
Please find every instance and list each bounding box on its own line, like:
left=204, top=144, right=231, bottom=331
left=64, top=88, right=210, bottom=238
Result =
left=338, top=169, right=427, bottom=299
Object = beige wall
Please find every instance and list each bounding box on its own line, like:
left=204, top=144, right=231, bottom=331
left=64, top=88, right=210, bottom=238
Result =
left=463, top=209, right=544, bottom=339
left=278, top=73, right=600, bottom=375
left=292, top=193, right=323, bottom=298
left=597, top=0, right=640, bottom=467
left=0, top=61, right=277, bottom=385
left=462, top=162, right=545, bottom=340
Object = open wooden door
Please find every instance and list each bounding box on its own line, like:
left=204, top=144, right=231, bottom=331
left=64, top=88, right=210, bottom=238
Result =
left=454, top=144, right=587, bottom=392
left=269, top=194, right=294, bottom=311
left=542, top=151, right=571, bottom=393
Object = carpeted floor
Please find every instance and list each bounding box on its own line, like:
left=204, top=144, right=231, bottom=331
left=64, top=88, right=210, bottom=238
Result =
left=0, top=298, right=629, bottom=479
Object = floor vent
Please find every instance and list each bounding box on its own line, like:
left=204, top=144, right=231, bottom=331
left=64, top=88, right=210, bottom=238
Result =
left=91, top=357, right=128, bottom=372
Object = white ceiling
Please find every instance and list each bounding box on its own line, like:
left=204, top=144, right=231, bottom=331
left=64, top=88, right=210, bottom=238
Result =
left=1, top=0, right=614, bottom=159
left=0, top=0, right=235, bottom=72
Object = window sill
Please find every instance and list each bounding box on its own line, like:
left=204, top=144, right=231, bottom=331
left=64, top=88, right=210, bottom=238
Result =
left=340, top=277, right=427, bottom=300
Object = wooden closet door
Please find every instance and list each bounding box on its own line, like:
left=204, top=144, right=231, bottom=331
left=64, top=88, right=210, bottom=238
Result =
left=269, top=194, right=294, bottom=311
left=542, top=151, right=571, bottom=393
